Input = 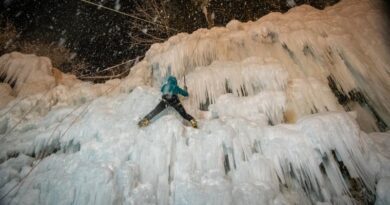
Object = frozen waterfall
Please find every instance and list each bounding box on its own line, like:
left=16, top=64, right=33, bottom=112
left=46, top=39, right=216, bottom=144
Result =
left=0, top=0, right=389, bottom=204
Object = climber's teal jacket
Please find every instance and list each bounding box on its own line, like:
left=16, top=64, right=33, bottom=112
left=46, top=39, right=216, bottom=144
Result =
left=161, top=76, right=188, bottom=97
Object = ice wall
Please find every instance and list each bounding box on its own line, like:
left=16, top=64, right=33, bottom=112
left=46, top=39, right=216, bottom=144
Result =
left=128, top=0, right=389, bottom=130
left=0, top=88, right=387, bottom=205
left=0, top=0, right=389, bottom=204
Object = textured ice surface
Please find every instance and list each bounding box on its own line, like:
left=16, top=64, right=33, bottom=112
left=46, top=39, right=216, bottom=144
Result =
left=375, top=177, right=390, bottom=205
left=0, top=87, right=388, bottom=205
left=209, top=91, right=286, bottom=125
left=0, top=0, right=389, bottom=204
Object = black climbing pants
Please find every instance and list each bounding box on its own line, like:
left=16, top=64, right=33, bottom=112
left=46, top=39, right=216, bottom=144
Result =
left=144, top=94, right=194, bottom=122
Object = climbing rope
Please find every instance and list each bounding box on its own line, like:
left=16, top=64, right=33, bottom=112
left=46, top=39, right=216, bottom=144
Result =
left=0, top=88, right=53, bottom=140
left=181, top=35, right=202, bottom=88
left=0, top=96, right=29, bottom=116
left=77, top=56, right=143, bottom=80
left=80, top=0, right=178, bottom=32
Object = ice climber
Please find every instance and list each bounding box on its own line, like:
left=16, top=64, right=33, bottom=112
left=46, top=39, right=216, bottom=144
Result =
left=138, top=76, right=198, bottom=128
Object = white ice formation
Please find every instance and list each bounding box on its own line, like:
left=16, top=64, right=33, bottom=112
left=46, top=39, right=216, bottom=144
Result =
left=135, top=0, right=390, bottom=131
left=0, top=52, right=56, bottom=96
left=0, top=0, right=389, bottom=204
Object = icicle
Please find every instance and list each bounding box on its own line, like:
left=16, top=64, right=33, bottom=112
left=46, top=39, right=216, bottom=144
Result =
left=0, top=52, right=56, bottom=96
left=209, top=91, right=286, bottom=125
left=184, top=57, right=288, bottom=108
left=298, top=112, right=376, bottom=192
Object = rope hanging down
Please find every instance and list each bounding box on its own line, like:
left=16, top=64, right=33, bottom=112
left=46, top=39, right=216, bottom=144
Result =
left=80, top=0, right=178, bottom=32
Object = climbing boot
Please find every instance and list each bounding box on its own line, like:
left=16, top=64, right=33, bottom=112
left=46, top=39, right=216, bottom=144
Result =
left=138, top=118, right=150, bottom=127
left=190, top=119, right=198, bottom=128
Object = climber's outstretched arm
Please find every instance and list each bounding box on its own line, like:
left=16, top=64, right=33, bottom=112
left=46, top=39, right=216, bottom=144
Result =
left=176, top=86, right=189, bottom=97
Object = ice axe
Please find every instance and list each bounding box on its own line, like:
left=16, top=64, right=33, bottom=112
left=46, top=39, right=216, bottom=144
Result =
left=183, top=74, right=188, bottom=91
